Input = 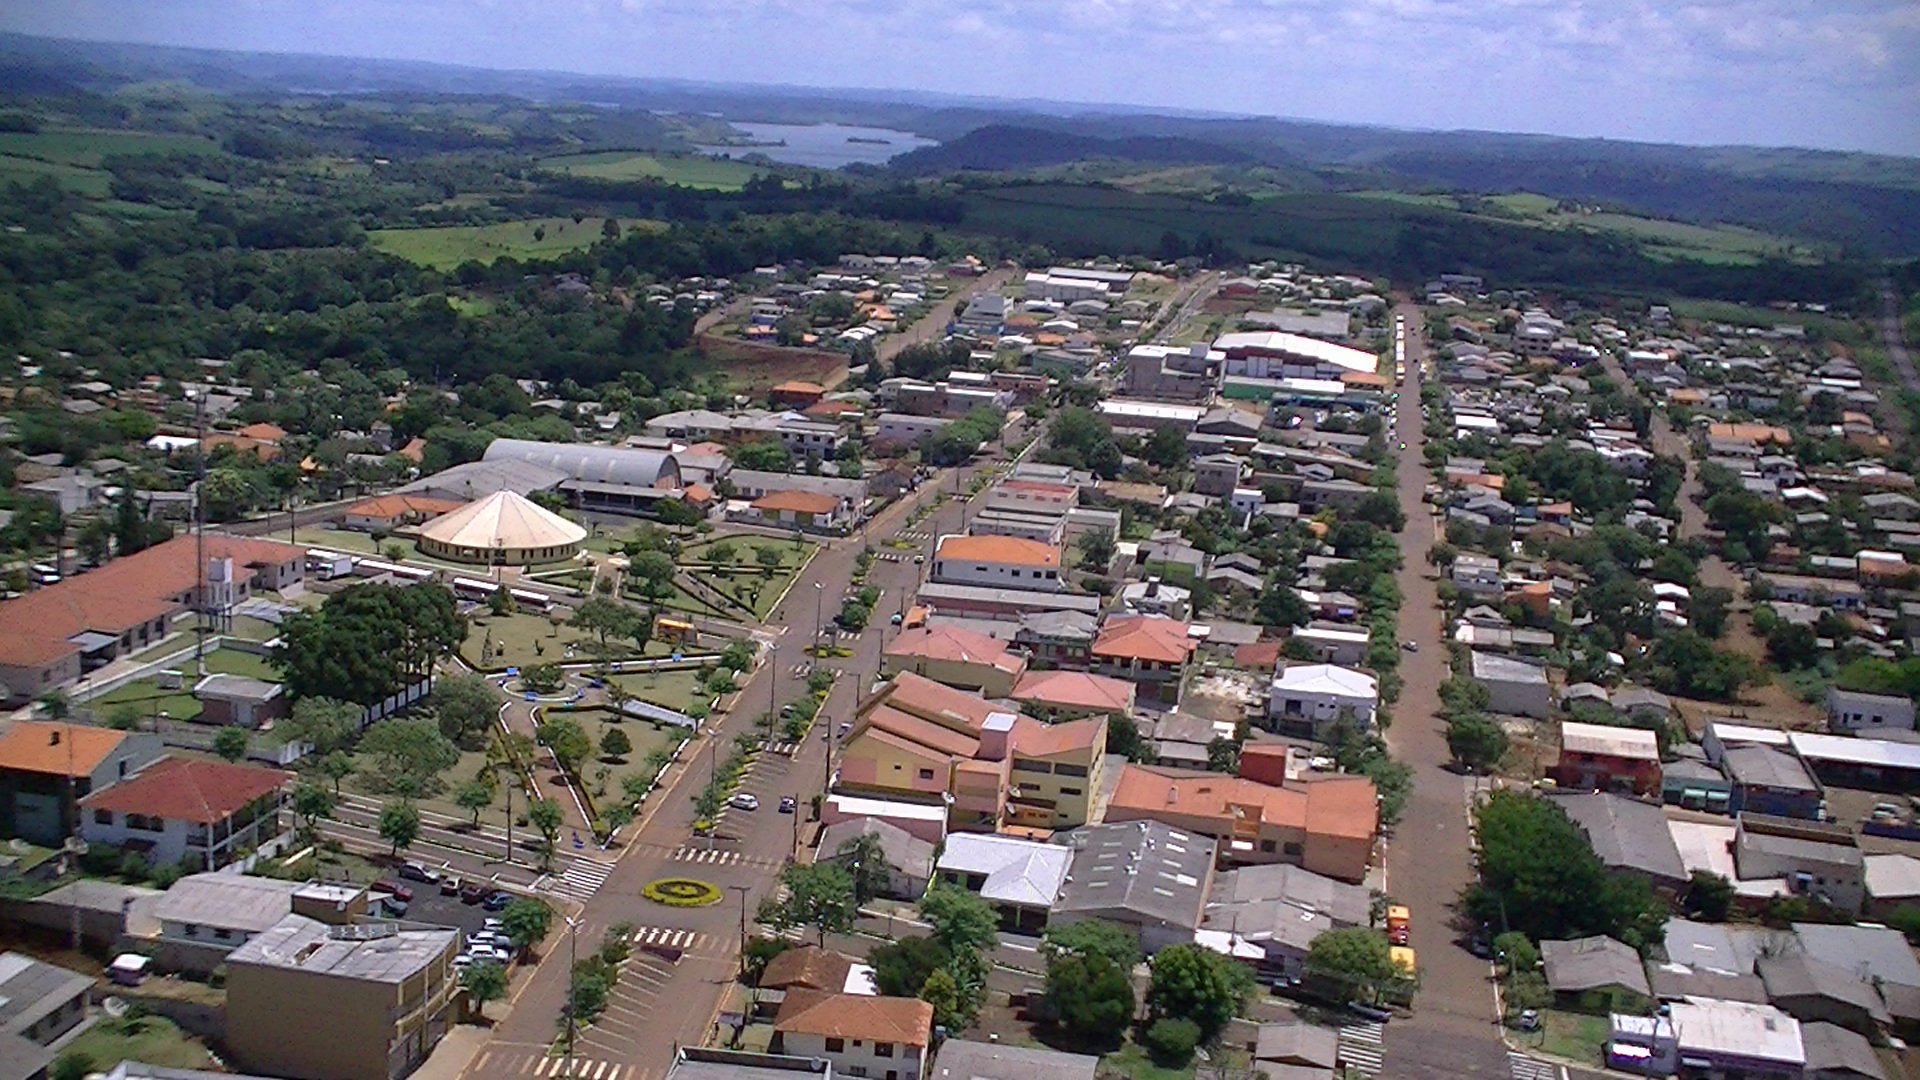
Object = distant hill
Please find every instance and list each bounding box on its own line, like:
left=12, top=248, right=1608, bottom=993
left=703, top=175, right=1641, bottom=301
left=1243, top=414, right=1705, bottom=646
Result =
left=888, top=124, right=1255, bottom=176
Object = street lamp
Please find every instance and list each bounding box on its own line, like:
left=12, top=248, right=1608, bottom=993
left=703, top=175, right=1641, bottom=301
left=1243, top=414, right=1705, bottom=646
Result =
left=812, top=582, right=825, bottom=661
left=728, top=885, right=750, bottom=981
left=563, top=914, right=583, bottom=1080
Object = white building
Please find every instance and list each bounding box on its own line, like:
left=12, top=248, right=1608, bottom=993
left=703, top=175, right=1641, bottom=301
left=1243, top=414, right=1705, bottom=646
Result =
left=931, top=535, right=1064, bottom=592
left=773, top=992, right=933, bottom=1080
left=1214, top=331, right=1378, bottom=381
left=1470, top=651, right=1552, bottom=719
left=874, top=413, right=953, bottom=448
left=1268, top=663, right=1378, bottom=734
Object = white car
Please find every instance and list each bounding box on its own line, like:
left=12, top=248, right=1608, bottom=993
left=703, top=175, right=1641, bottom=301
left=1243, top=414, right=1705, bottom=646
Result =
left=728, top=793, right=760, bottom=811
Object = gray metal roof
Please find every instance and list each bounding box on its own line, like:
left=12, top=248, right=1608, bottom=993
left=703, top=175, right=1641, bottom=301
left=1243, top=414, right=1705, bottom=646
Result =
left=1721, top=745, right=1820, bottom=792
left=0, top=953, right=93, bottom=1038
left=1799, top=1022, right=1888, bottom=1080
left=1791, top=923, right=1920, bottom=989
left=667, top=1048, right=832, bottom=1080
left=1547, top=791, right=1688, bottom=883
left=0, top=1032, right=52, bottom=1080
left=930, top=1040, right=1098, bottom=1080
left=1207, top=863, right=1370, bottom=928
left=1757, top=953, right=1889, bottom=1025
left=1540, top=936, right=1650, bottom=996
left=1052, top=820, right=1213, bottom=931
left=398, top=458, right=568, bottom=499
left=485, top=438, right=680, bottom=489
left=226, top=914, right=456, bottom=983
left=817, top=817, right=936, bottom=877
left=151, top=873, right=303, bottom=933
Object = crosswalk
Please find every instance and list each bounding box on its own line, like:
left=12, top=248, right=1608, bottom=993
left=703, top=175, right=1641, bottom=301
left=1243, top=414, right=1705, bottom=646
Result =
left=1337, top=1020, right=1385, bottom=1077
left=899, top=529, right=931, bottom=542
left=473, top=1049, right=660, bottom=1080
left=625, top=925, right=718, bottom=952
left=541, top=857, right=613, bottom=902
left=1507, top=1052, right=1561, bottom=1080
left=669, top=844, right=781, bottom=868
left=788, top=663, right=812, bottom=676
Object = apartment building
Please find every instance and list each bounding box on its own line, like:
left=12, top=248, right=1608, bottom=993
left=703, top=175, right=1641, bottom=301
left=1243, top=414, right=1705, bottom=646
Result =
left=1102, top=765, right=1378, bottom=883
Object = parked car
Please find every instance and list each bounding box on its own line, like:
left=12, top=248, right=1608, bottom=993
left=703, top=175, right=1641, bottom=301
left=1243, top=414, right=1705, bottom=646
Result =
left=483, top=891, right=514, bottom=911
left=913, top=554, right=925, bottom=564
left=440, top=876, right=461, bottom=895
left=398, top=861, right=439, bottom=883
left=372, top=880, right=413, bottom=903
left=460, top=882, right=488, bottom=904
left=778, top=796, right=797, bottom=814
left=890, top=612, right=903, bottom=625
left=1514, top=1010, right=1540, bottom=1032
left=780, top=704, right=796, bottom=719
left=729, top=793, right=759, bottom=811
left=1401, top=640, right=1418, bottom=652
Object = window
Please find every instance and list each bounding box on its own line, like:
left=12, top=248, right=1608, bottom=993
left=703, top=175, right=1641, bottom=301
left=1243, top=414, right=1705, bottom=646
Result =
left=875, top=1043, right=894, bottom=1058
left=1058, top=787, right=1083, bottom=797
left=184, top=924, right=200, bottom=938
left=845, top=1070, right=867, bottom=1079
left=918, top=768, right=934, bottom=780
left=93, top=809, right=112, bottom=826
left=214, top=928, right=232, bottom=941
left=825, top=1038, right=845, bottom=1053
left=1283, top=842, right=1303, bottom=856
left=1260, top=840, right=1276, bottom=853
left=1054, top=763, right=1089, bottom=778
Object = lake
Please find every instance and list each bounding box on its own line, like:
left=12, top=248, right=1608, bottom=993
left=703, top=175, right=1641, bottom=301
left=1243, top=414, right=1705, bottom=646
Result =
left=695, top=122, right=937, bottom=169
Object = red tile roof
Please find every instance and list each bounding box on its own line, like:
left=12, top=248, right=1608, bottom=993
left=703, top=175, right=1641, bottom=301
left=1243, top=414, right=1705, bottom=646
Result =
left=81, top=756, right=291, bottom=824
left=1092, top=616, right=1197, bottom=665
left=935, top=534, right=1061, bottom=567
left=883, top=625, right=1025, bottom=673
left=344, top=494, right=465, bottom=521
left=1008, top=715, right=1105, bottom=758
left=752, top=490, right=841, bottom=515
left=0, top=533, right=305, bottom=669
left=1106, top=765, right=1377, bottom=841
left=0, top=722, right=130, bottom=778
left=1010, top=670, right=1135, bottom=713
left=774, top=989, right=933, bottom=1046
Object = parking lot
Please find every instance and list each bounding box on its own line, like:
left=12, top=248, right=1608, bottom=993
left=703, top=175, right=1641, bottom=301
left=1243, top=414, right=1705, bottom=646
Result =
left=1821, top=785, right=1920, bottom=854
left=705, top=743, right=803, bottom=842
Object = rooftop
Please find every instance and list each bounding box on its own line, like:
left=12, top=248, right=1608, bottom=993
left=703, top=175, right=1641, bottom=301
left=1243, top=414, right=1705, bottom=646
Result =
left=225, top=913, right=456, bottom=982
left=0, top=952, right=93, bottom=1038
left=149, top=873, right=305, bottom=933
left=935, top=534, right=1061, bottom=568
left=82, top=757, right=291, bottom=824
left=1106, top=765, right=1377, bottom=842
left=1053, top=820, right=1213, bottom=929
left=884, top=625, right=1025, bottom=673
left=1009, top=669, right=1135, bottom=714
left=773, top=989, right=933, bottom=1046
left=1558, top=721, right=1659, bottom=762
left=1091, top=615, right=1197, bottom=665
left=1667, top=999, right=1803, bottom=1066
left=936, top=833, right=1071, bottom=907
left=1544, top=791, right=1686, bottom=882
left=1271, top=663, right=1378, bottom=698
left=931, top=1041, right=1097, bottom=1080
left=1470, top=651, right=1549, bottom=685
left=0, top=721, right=130, bottom=778
left=1540, top=935, right=1650, bottom=995
left=416, top=489, right=587, bottom=551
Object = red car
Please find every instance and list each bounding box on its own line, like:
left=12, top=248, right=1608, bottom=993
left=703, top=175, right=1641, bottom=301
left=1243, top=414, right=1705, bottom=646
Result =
left=372, top=879, right=413, bottom=903
left=1388, top=926, right=1410, bottom=946
left=460, top=882, right=488, bottom=904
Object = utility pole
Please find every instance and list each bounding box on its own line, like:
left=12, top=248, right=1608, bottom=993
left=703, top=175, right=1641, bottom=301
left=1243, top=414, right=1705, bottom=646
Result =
left=728, top=885, right=750, bottom=981
left=707, top=738, right=718, bottom=850
left=191, top=388, right=207, bottom=677
left=564, top=915, right=581, bottom=1080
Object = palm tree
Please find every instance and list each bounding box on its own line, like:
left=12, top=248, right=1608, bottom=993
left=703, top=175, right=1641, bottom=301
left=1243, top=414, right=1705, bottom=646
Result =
left=836, top=832, right=896, bottom=905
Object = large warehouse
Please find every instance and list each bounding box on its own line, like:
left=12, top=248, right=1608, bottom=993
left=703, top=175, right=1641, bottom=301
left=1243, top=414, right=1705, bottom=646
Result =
left=414, top=490, right=587, bottom=565
left=480, top=439, right=683, bottom=516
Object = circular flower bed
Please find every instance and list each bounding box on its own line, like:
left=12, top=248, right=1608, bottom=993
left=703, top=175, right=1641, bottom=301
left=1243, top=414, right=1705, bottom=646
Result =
left=642, top=877, right=722, bottom=907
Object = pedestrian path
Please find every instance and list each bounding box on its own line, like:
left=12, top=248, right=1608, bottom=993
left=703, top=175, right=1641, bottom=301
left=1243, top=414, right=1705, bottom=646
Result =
left=669, top=845, right=781, bottom=869
left=1507, top=1052, right=1561, bottom=1080
left=540, top=857, right=612, bottom=902
left=471, top=1049, right=662, bottom=1080
left=625, top=925, right=720, bottom=952
left=1337, top=1020, right=1385, bottom=1076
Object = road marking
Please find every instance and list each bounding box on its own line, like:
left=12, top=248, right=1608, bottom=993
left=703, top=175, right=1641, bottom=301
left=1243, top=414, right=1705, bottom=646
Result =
left=541, top=856, right=613, bottom=901
left=1337, top=1020, right=1386, bottom=1076
left=1507, top=1052, right=1561, bottom=1080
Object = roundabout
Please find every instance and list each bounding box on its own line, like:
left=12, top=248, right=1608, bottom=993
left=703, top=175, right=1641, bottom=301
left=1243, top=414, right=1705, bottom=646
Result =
left=642, top=877, right=722, bottom=907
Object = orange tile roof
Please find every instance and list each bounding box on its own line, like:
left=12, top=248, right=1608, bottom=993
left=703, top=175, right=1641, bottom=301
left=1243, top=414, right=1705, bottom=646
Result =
left=1234, top=641, right=1285, bottom=669
left=1092, top=616, right=1196, bottom=665
left=774, top=989, right=932, bottom=1046
left=1010, top=670, right=1135, bottom=713
left=0, top=722, right=130, bottom=777
left=1106, top=765, right=1377, bottom=841
left=682, top=483, right=715, bottom=505
left=772, top=380, right=825, bottom=395
left=344, top=494, right=465, bottom=521
left=234, top=422, right=287, bottom=442
left=935, top=534, right=1061, bottom=567
left=1708, top=422, right=1792, bottom=446
left=81, top=756, right=291, bottom=823
left=998, top=481, right=1077, bottom=498
left=884, top=625, right=1025, bottom=673
left=0, top=533, right=304, bottom=669
left=395, top=437, right=427, bottom=463
left=1340, top=371, right=1391, bottom=388
left=752, top=490, right=841, bottom=515
left=1009, top=715, right=1105, bottom=758
left=804, top=401, right=859, bottom=419
left=874, top=671, right=1012, bottom=733
left=855, top=704, right=981, bottom=759
left=760, top=946, right=855, bottom=992
left=200, top=434, right=280, bottom=461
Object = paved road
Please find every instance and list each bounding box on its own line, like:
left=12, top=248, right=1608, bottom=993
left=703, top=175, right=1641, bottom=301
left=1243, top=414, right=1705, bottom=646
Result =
left=460, top=420, right=1031, bottom=1080
left=1879, top=279, right=1920, bottom=400
left=876, top=268, right=1015, bottom=362
left=1379, top=305, right=1516, bottom=1079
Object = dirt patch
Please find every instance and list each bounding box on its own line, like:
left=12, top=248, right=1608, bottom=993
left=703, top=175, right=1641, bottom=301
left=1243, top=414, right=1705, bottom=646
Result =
left=1185, top=671, right=1263, bottom=727
left=694, top=334, right=849, bottom=393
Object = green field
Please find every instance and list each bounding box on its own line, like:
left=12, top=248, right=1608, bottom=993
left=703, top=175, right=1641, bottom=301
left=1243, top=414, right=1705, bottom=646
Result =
left=91, top=648, right=280, bottom=723
left=368, top=217, right=611, bottom=269
left=537, top=150, right=766, bottom=191
left=465, top=610, right=678, bottom=670
left=63, top=1015, right=215, bottom=1072
left=548, top=706, right=686, bottom=808
left=0, top=129, right=224, bottom=199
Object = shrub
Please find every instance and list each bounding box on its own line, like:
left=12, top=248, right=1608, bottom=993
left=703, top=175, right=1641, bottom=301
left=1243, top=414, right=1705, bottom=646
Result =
left=1143, top=1018, right=1201, bottom=1065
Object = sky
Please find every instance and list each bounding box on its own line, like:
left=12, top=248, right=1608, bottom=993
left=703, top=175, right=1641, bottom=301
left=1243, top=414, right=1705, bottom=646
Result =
left=4, top=0, right=1919, bottom=156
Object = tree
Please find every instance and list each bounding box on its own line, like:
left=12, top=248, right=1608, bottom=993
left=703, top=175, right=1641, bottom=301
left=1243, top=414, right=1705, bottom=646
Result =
left=212, top=725, right=249, bottom=762
left=290, top=782, right=336, bottom=837
left=570, top=596, right=638, bottom=647
left=431, top=673, right=498, bottom=750
left=537, top=716, right=592, bottom=774
left=1683, top=871, right=1735, bottom=923
left=1142, top=1018, right=1200, bottom=1066
left=77, top=517, right=111, bottom=566
left=1648, top=629, right=1761, bottom=702
left=837, top=831, right=897, bottom=905
left=378, top=801, right=421, bottom=855
left=1305, top=927, right=1400, bottom=1004
left=1077, top=529, right=1116, bottom=573
left=528, top=799, right=564, bottom=865
left=1206, top=736, right=1240, bottom=773
left=1445, top=713, right=1509, bottom=773
left=358, top=717, right=461, bottom=794
left=1142, top=426, right=1186, bottom=470
left=628, top=551, right=678, bottom=611
left=754, top=545, right=783, bottom=577
left=919, top=884, right=998, bottom=957
left=1043, top=919, right=1140, bottom=971
left=1045, top=950, right=1134, bottom=1046
left=275, top=583, right=462, bottom=705
left=1887, top=904, right=1920, bottom=945
left=1257, top=582, right=1311, bottom=627
left=1466, top=789, right=1666, bottom=950
left=454, top=780, right=493, bottom=827
left=51, top=1052, right=93, bottom=1080
left=462, top=960, right=508, bottom=1014
left=917, top=966, right=969, bottom=1032
left=1144, top=942, right=1254, bottom=1041
left=1492, top=932, right=1538, bottom=975
left=1106, top=714, right=1149, bottom=762
left=496, top=899, right=551, bottom=954
left=732, top=439, right=792, bottom=472
left=760, top=862, right=857, bottom=945
left=869, top=935, right=948, bottom=997
left=318, top=750, right=355, bottom=796
left=599, top=727, right=632, bottom=761
left=286, top=696, right=360, bottom=756
left=836, top=599, right=871, bottom=631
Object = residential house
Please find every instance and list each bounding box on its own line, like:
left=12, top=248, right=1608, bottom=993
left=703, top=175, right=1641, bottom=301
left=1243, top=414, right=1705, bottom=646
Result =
left=1658, top=1000, right=1804, bottom=1079
left=339, top=494, right=465, bottom=533
left=1102, top=765, right=1377, bottom=883
left=225, top=913, right=461, bottom=1080
left=750, top=491, right=851, bottom=533
left=1733, top=815, right=1866, bottom=913
left=1250, top=1022, right=1339, bottom=1080
left=927, top=1041, right=1095, bottom=1080
left=1088, top=616, right=1197, bottom=707
left=1286, top=626, right=1371, bottom=667
left=1541, top=936, right=1652, bottom=1014
left=0, top=953, right=91, bottom=1055
left=1826, top=689, right=1915, bottom=734
left=770, top=991, right=933, bottom=1080
left=0, top=722, right=164, bottom=847
left=1013, top=611, right=1098, bottom=668
left=1202, top=861, right=1369, bottom=982
left=1471, top=652, right=1552, bottom=719
left=1722, top=745, right=1823, bottom=820
left=1050, top=820, right=1214, bottom=954
left=194, top=674, right=288, bottom=729
left=1864, top=853, right=1920, bottom=918
left=1547, top=791, right=1689, bottom=896
left=1553, top=722, right=1661, bottom=796
left=760, top=945, right=869, bottom=997
left=1757, top=952, right=1890, bottom=1037
left=931, top=535, right=1063, bottom=592
left=881, top=626, right=1027, bottom=698
left=1007, top=670, right=1135, bottom=720
left=935, top=833, right=1070, bottom=933
left=1267, top=664, right=1378, bottom=736
left=1799, top=1021, right=1888, bottom=1080
left=133, top=873, right=330, bottom=976
left=80, top=757, right=291, bottom=871
left=1192, top=455, right=1247, bottom=498
left=816, top=818, right=936, bottom=900
left=1450, top=553, right=1502, bottom=597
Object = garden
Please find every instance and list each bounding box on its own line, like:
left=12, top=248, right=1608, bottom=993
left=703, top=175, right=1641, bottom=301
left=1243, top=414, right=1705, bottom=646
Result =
left=462, top=610, right=681, bottom=670
left=671, top=536, right=816, bottom=622
left=89, top=647, right=281, bottom=725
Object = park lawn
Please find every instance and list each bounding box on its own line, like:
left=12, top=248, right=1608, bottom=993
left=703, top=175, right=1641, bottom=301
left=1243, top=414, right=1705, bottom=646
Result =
left=1098, top=1042, right=1194, bottom=1080
left=64, top=1015, right=215, bottom=1071
left=657, top=581, right=733, bottom=621
left=536, top=150, right=762, bottom=191
left=693, top=566, right=790, bottom=621
left=608, top=668, right=716, bottom=716
left=564, top=707, right=684, bottom=796
left=341, top=743, right=502, bottom=825
left=91, top=648, right=281, bottom=723
left=368, top=217, right=610, bottom=269
left=680, top=535, right=815, bottom=570
left=1538, top=1009, right=1609, bottom=1064
left=467, top=610, right=625, bottom=669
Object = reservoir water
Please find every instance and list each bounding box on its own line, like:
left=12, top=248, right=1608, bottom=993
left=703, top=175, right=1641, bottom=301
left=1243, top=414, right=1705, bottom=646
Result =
left=696, top=122, right=937, bottom=168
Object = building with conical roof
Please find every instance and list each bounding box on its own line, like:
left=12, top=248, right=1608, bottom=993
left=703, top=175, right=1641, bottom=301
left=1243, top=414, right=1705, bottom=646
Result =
left=414, top=490, right=586, bottom=565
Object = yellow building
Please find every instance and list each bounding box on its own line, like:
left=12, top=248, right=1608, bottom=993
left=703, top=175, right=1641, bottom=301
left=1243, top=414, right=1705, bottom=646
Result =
left=225, top=914, right=461, bottom=1080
